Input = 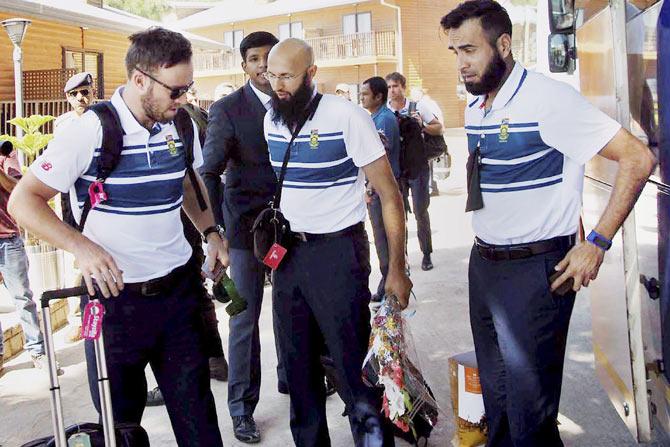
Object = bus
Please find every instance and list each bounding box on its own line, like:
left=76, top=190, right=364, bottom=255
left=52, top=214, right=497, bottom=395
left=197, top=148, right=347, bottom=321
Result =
left=547, top=0, right=669, bottom=442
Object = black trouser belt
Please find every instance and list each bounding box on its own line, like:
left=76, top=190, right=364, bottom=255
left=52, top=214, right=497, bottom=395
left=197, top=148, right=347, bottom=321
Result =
left=124, top=260, right=192, bottom=296
left=475, top=234, right=576, bottom=261
left=293, top=222, right=365, bottom=243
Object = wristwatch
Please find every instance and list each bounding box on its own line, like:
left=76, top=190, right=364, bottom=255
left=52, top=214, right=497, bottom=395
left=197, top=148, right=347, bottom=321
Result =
left=202, top=225, right=224, bottom=243
left=586, top=230, right=612, bottom=251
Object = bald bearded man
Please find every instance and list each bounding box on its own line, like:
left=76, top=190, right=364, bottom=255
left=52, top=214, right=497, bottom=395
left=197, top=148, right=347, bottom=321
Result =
left=263, top=39, right=411, bottom=447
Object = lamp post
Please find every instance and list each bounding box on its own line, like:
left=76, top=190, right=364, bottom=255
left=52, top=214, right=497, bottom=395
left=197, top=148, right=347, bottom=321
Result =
left=1, top=18, right=30, bottom=142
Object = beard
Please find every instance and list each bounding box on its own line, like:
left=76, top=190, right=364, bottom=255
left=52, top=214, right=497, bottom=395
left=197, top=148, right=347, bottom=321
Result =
left=271, top=76, right=314, bottom=130
left=465, top=52, right=508, bottom=96
left=141, top=85, right=174, bottom=125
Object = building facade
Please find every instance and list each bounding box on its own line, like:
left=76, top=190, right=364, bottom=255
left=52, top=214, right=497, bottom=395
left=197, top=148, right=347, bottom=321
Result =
left=179, top=0, right=466, bottom=128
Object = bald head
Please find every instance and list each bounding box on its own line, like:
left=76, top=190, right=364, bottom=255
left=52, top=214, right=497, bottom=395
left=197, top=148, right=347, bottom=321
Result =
left=268, top=38, right=314, bottom=70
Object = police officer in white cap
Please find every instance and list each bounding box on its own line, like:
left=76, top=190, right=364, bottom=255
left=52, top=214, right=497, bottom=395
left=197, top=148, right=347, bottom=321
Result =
left=55, top=72, right=94, bottom=131
left=335, top=83, right=351, bottom=101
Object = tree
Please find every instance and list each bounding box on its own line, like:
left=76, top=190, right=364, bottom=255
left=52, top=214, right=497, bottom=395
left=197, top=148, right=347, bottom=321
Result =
left=105, top=0, right=170, bottom=20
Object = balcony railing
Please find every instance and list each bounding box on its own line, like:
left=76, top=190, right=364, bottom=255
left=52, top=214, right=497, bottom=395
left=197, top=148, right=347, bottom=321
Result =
left=194, top=30, right=397, bottom=73
left=0, top=100, right=72, bottom=136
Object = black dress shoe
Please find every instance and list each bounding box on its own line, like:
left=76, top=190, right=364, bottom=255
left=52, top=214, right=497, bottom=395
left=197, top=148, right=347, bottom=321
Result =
left=278, top=381, right=289, bottom=395
left=209, top=355, right=228, bottom=382
left=146, top=386, right=165, bottom=407
left=421, top=254, right=434, bottom=271
left=232, top=415, right=261, bottom=443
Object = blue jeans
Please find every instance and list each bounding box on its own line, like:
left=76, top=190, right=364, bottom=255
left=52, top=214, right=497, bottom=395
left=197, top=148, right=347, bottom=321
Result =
left=0, top=235, right=43, bottom=357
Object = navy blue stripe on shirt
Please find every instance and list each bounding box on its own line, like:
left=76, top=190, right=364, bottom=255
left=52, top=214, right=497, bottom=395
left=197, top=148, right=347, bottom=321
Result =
left=477, top=131, right=552, bottom=161
left=480, top=149, right=564, bottom=185
left=74, top=176, right=184, bottom=209
left=89, top=200, right=184, bottom=216
left=272, top=159, right=358, bottom=183
left=84, top=145, right=185, bottom=178
left=268, top=138, right=348, bottom=164
left=481, top=176, right=563, bottom=193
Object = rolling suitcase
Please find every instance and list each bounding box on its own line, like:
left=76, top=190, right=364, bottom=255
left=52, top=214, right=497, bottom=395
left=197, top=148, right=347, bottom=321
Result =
left=21, top=286, right=149, bottom=447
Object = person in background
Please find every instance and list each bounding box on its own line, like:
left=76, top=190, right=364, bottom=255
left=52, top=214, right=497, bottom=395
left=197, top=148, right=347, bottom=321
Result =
left=410, top=86, right=445, bottom=196
left=360, top=76, right=402, bottom=303
left=335, top=83, right=352, bottom=101
left=0, top=139, right=59, bottom=376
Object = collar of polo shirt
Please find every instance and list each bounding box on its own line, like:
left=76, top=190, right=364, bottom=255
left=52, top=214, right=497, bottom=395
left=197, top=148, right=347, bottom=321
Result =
left=479, top=62, right=526, bottom=113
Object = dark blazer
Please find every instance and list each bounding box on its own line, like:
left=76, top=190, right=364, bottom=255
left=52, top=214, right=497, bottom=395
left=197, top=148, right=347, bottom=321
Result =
left=200, top=82, right=277, bottom=250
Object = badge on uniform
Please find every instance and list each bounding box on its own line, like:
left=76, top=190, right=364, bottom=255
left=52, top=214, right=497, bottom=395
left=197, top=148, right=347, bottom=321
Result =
left=166, top=134, right=178, bottom=156
left=263, top=242, right=287, bottom=270
left=499, top=118, right=510, bottom=143
left=309, top=129, right=319, bottom=149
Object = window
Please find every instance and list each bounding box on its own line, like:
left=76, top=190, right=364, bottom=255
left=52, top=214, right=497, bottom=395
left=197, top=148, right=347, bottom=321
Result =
left=279, top=22, right=303, bottom=40
left=224, top=29, right=244, bottom=48
left=343, top=12, right=371, bottom=34
left=63, top=48, right=103, bottom=98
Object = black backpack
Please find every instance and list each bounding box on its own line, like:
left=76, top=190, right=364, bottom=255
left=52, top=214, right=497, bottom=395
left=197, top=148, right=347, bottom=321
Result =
left=75, top=102, right=207, bottom=231
left=396, top=101, right=427, bottom=180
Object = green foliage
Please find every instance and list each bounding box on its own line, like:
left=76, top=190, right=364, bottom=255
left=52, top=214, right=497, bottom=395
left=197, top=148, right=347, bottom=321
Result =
left=0, top=115, right=55, bottom=165
left=106, top=0, right=170, bottom=20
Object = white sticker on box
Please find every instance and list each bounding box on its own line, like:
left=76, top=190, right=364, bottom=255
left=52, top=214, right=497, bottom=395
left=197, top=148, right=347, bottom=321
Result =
left=458, top=363, right=485, bottom=423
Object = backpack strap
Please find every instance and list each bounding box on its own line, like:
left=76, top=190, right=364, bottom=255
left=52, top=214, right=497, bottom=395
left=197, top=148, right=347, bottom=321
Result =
left=174, top=108, right=208, bottom=212
left=78, top=101, right=125, bottom=232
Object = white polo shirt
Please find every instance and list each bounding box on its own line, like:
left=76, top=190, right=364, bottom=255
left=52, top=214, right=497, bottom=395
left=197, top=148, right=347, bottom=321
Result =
left=33, top=88, right=203, bottom=282
left=465, top=62, right=621, bottom=245
left=264, top=93, right=385, bottom=234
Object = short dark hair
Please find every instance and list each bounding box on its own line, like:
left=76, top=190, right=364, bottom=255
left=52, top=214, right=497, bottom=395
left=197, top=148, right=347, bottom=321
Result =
left=441, top=0, right=512, bottom=47
left=125, top=27, right=192, bottom=78
left=384, top=72, right=406, bottom=89
left=239, top=31, right=279, bottom=61
left=363, top=76, right=388, bottom=103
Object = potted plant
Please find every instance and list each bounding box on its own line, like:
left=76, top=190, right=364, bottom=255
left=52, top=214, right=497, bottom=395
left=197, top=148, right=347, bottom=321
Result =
left=0, top=115, right=64, bottom=297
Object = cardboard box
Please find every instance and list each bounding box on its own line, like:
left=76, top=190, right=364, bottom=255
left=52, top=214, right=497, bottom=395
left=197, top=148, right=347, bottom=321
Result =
left=449, top=351, right=487, bottom=447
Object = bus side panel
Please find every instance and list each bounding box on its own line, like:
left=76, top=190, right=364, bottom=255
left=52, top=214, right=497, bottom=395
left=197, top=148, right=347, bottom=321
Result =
left=578, top=7, right=643, bottom=441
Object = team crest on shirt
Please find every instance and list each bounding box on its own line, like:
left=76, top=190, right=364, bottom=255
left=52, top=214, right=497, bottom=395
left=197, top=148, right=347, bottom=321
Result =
left=309, top=129, right=319, bottom=149
left=499, top=118, right=510, bottom=143
left=166, top=134, right=178, bottom=156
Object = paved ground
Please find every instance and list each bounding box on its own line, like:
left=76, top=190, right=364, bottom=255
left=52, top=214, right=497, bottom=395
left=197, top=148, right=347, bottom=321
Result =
left=1, top=129, right=668, bottom=446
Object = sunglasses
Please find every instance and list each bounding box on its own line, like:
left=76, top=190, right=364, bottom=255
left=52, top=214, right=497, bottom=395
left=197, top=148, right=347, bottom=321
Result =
left=68, top=89, right=90, bottom=97
left=135, top=67, right=194, bottom=100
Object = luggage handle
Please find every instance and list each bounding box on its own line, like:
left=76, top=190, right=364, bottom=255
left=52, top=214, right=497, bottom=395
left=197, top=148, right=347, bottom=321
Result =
left=40, top=286, right=91, bottom=308
left=40, top=286, right=116, bottom=447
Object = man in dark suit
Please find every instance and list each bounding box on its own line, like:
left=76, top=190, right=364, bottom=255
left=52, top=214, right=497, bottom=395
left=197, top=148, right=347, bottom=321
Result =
left=200, top=31, right=280, bottom=444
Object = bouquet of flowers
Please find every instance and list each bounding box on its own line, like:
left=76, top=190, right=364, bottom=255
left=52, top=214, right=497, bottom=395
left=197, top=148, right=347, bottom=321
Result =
left=362, top=295, right=440, bottom=443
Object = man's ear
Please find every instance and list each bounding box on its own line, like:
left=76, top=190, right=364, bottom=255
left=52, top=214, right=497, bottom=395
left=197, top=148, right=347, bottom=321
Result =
left=307, top=64, right=318, bottom=79
left=131, top=70, right=149, bottom=93
left=497, top=33, right=512, bottom=59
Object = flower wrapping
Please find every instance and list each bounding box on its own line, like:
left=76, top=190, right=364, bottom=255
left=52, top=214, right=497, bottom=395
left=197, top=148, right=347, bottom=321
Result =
left=362, top=296, right=440, bottom=441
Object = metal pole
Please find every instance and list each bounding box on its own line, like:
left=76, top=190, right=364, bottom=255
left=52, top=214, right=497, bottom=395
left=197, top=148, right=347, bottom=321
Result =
left=12, top=43, right=25, bottom=166
left=40, top=304, right=67, bottom=447
left=94, top=307, right=117, bottom=447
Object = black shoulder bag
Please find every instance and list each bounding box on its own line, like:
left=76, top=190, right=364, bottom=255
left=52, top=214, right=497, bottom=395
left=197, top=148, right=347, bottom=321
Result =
left=251, top=93, right=323, bottom=263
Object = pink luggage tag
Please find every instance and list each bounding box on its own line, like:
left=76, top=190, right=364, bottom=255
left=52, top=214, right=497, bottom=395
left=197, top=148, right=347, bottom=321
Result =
left=81, top=301, right=104, bottom=340
left=88, top=181, right=107, bottom=208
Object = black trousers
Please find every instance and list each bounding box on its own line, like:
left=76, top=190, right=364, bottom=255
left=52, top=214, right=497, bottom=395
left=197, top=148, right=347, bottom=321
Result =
left=84, top=263, right=222, bottom=447
left=469, top=244, right=575, bottom=447
left=272, top=228, right=394, bottom=447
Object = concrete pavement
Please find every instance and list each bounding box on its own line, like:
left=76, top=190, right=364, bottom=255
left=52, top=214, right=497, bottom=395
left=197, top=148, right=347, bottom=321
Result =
left=1, top=129, right=668, bottom=446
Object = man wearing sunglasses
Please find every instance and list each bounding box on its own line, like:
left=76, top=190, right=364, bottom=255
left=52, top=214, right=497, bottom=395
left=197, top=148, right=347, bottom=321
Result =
left=9, top=27, right=225, bottom=446
left=54, top=72, right=94, bottom=130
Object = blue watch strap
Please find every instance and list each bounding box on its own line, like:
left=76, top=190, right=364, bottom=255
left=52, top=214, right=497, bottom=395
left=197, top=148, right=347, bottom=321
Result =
left=586, top=230, right=612, bottom=251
